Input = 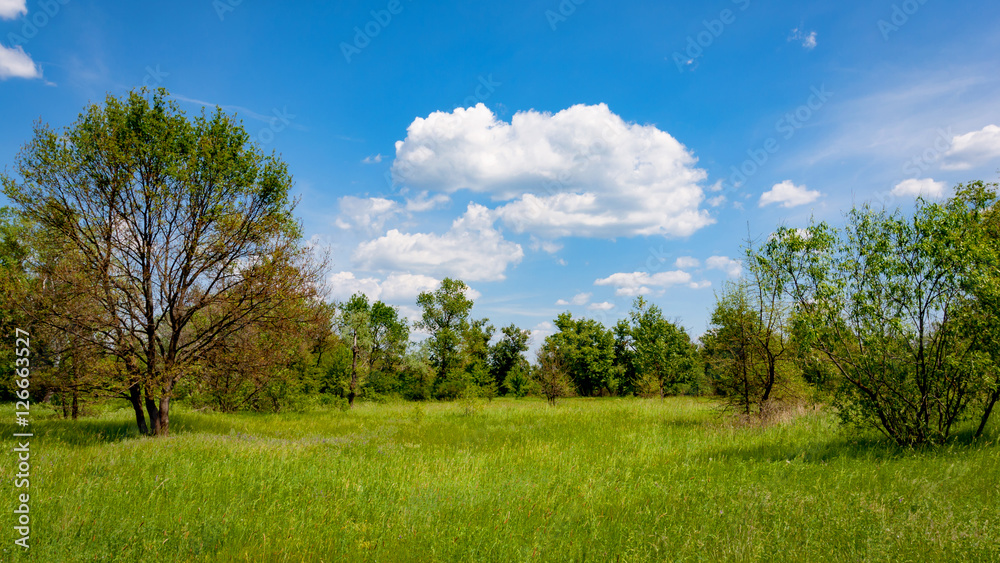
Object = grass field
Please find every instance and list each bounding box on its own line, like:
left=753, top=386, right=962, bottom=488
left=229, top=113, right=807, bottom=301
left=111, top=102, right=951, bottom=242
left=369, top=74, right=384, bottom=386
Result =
left=1, top=397, right=998, bottom=562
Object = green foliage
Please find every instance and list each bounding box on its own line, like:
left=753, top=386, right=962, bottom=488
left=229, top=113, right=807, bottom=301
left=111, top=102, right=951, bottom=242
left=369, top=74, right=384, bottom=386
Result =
left=762, top=182, right=1000, bottom=444
left=534, top=342, right=576, bottom=405
left=490, top=323, right=531, bottom=394
left=703, top=279, right=799, bottom=415
left=624, top=297, right=699, bottom=398
left=416, top=277, right=474, bottom=383
left=547, top=312, right=617, bottom=396
left=1, top=88, right=319, bottom=435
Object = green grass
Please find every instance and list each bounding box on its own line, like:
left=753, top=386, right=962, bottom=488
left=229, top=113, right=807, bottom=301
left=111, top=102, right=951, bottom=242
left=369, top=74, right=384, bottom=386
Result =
left=1, top=397, right=998, bottom=562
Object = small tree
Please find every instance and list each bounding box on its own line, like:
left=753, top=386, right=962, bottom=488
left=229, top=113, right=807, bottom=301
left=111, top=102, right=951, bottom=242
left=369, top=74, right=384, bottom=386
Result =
left=703, top=281, right=776, bottom=415
left=535, top=342, right=574, bottom=406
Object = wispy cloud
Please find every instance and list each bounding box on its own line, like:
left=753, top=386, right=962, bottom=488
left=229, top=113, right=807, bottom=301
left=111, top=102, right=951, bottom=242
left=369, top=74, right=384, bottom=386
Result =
left=789, top=28, right=817, bottom=50
left=0, top=44, right=40, bottom=80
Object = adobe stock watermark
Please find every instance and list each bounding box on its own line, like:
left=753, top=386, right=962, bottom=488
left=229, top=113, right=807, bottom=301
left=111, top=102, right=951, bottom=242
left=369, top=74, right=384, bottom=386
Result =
left=11, top=328, right=33, bottom=551
left=456, top=75, right=502, bottom=112
left=725, top=84, right=833, bottom=192
left=140, top=65, right=169, bottom=88
left=4, top=0, right=70, bottom=48
left=869, top=127, right=953, bottom=207
left=902, top=127, right=952, bottom=177
left=340, top=0, right=415, bottom=64
left=255, top=108, right=296, bottom=145
left=545, top=0, right=586, bottom=31
left=213, top=0, right=244, bottom=21
left=671, top=0, right=752, bottom=72
left=878, top=0, right=931, bottom=41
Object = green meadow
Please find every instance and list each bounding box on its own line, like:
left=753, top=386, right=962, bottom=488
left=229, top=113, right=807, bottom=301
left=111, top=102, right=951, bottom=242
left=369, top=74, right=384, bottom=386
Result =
left=2, top=398, right=998, bottom=562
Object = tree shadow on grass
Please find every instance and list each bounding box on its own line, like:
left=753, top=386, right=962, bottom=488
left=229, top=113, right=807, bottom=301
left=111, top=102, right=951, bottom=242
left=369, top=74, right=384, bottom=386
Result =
left=713, top=426, right=999, bottom=464
left=35, top=418, right=144, bottom=446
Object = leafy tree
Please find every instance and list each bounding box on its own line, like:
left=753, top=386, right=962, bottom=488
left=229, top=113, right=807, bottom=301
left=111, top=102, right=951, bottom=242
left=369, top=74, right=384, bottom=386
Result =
left=336, top=293, right=372, bottom=407
left=366, top=300, right=409, bottom=395
left=612, top=318, right=639, bottom=395
left=331, top=293, right=410, bottom=404
left=547, top=312, right=617, bottom=396
left=489, top=324, right=530, bottom=395
left=941, top=181, right=1000, bottom=438
left=535, top=342, right=574, bottom=405
left=703, top=281, right=780, bottom=414
left=416, top=278, right=477, bottom=397
left=195, top=294, right=331, bottom=412
left=462, top=318, right=496, bottom=399
left=625, top=297, right=698, bottom=398
left=1, top=88, right=323, bottom=435
left=762, top=186, right=999, bottom=444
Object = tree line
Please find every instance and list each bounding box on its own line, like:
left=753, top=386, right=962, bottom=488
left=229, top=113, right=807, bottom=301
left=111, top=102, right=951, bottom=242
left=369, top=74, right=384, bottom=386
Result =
left=1, top=89, right=997, bottom=446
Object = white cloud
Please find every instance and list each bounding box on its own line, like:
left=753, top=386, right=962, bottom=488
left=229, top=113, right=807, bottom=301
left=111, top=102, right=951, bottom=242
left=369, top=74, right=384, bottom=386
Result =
left=362, top=153, right=383, bottom=164
left=530, top=236, right=563, bottom=254
left=942, top=124, right=1000, bottom=170
left=404, top=191, right=450, bottom=212
left=555, top=292, right=591, bottom=306
left=789, top=28, right=817, bottom=50
left=891, top=178, right=947, bottom=199
left=334, top=196, right=400, bottom=234
left=0, top=0, right=26, bottom=20
left=391, top=103, right=713, bottom=238
left=759, top=180, right=821, bottom=208
left=380, top=273, right=444, bottom=301
left=689, top=280, right=712, bottom=289
left=327, top=272, right=475, bottom=304
left=327, top=271, right=383, bottom=302
left=594, top=270, right=693, bottom=297
left=0, top=44, right=40, bottom=80
left=674, top=256, right=700, bottom=269
left=588, top=302, right=615, bottom=311
left=706, top=256, right=742, bottom=278
left=529, top=321, right=556, bottom=350
left=352, top=203, right=524, bottom=282
left=707, top=195, right=727, bottom=207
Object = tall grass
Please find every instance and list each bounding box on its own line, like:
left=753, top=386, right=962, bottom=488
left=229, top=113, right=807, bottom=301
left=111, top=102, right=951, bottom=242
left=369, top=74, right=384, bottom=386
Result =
left=1, top=398, right=997, bottom=562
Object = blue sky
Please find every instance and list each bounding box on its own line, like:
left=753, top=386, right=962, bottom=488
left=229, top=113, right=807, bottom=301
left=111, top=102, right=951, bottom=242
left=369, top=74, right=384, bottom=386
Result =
left=2, top=0, right=1000, bottom=347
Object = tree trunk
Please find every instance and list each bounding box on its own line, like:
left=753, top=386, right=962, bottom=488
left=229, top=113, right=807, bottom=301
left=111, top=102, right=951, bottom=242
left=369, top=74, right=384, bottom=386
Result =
left=128, top=383, right=149, bottom=435
left=348, top=330, right=358, bottom=407
left=158, top=396, right=171, bottom=436
left=145, top=391, right=161, bottom=436
left=71, top=356, right=80, bottom=420
left=975, top=389, right=1000, bottom=439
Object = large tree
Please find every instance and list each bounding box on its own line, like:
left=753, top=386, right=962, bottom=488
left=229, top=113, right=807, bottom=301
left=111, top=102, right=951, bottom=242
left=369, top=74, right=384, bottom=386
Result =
left=2, top=88, right=323, bottom=436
